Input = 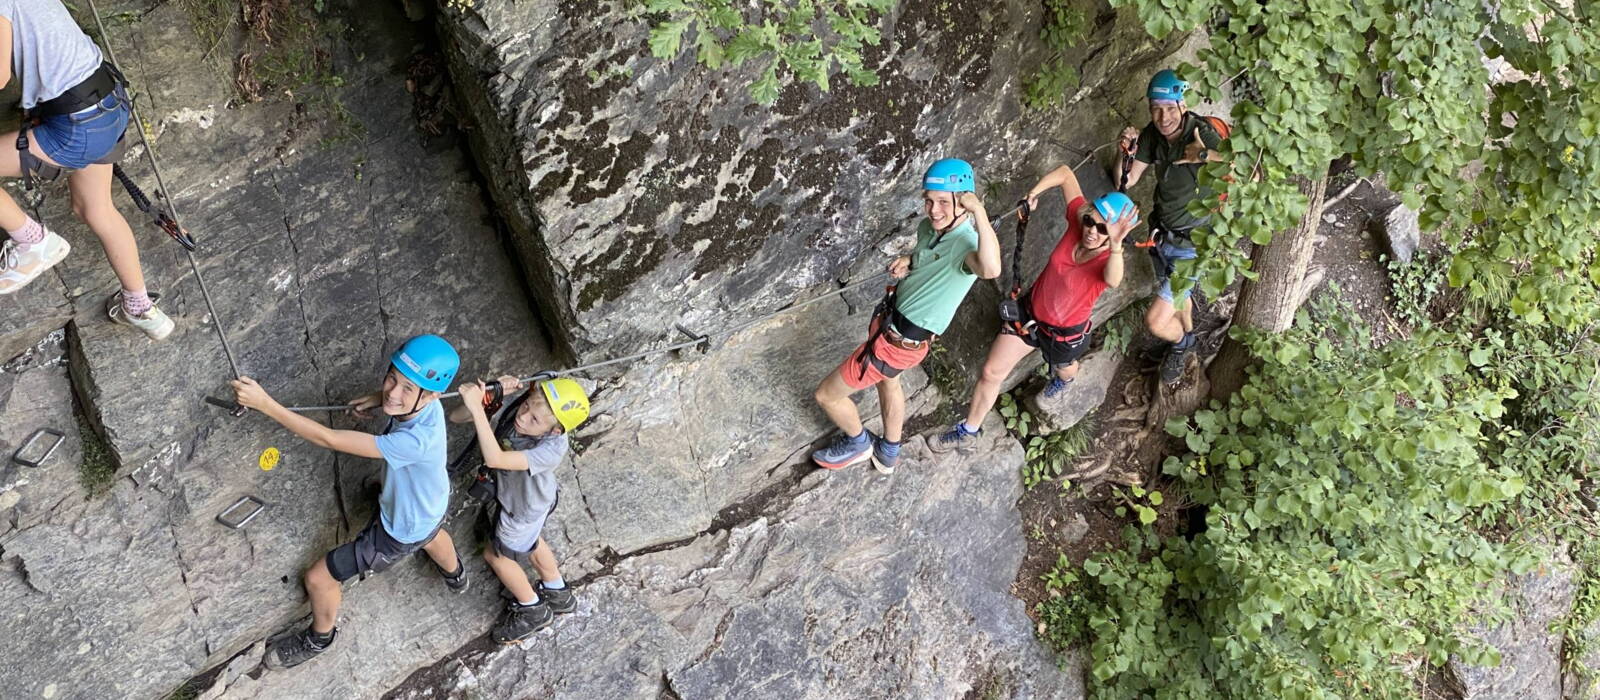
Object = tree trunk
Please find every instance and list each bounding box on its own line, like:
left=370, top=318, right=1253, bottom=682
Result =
left=1207, top=171, right=1330, bottom=401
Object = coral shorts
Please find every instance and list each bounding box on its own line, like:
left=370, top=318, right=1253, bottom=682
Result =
left=836, top=317, right=931, bottom=391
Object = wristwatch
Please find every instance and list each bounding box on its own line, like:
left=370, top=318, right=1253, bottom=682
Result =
left=1197, top=146, right=1209, bottom=162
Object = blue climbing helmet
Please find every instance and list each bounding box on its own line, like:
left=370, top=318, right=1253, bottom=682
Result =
left=1092, top=192, right=1139, bottom=227
left=923, top=158, right=975, bottom=193
left=1147, top=69, right=1188, bottom=104
left=390, top=334, right=460, bottom=394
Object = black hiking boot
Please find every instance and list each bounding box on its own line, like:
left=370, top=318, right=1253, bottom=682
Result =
left=1160, top=342, right=1190, bottom=384
left=1140, top=341, right=1172, bottom=366
left=493, top=599, right=554, bottom=644
left=537, top=582, right=577, bottom=614
left=265, top=627, right=337, bottom=670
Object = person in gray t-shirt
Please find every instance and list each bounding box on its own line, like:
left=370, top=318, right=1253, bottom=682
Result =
left=0, top=0, right=176, bottom=340
left=455, top=375, right=591, bottom=644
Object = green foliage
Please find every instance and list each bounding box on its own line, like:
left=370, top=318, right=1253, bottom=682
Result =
left=1024, top=412, right=1096, bottom=489
left=1035, top=554, right=1093, bottom=652
left=1021, top=0, right=1090, bottom=110
left=1109, top=0, right=1600, bottom=336
left=1069, top=0, right=1600, bottom=695
left=1022, top=57, right=1081, bottom=111
left=179, top=0, right=365, bottom=147
left=1063, top=294, right=1593, bottom=697
left=1111, top=483, right=1162, bottom=525
left=76, top=408, right=116, bottom=498
left=1561, top=540, right=1600, bottom=693
left=1382, top=250, right=1449, bottom=328
left=632, top=0, right=895, bottom=104
left=1099, top=299, right=1150, bottom=355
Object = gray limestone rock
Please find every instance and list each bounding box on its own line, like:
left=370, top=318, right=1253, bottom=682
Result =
left=1028, top=347, right=1126, bottom=432
left=385, top=415, right=1082, bottom=700
left=1373, top=203, right=1421, bottom=264
left=438, top=0, right=1179, bottom=363
left=1447, top=546, right=1577, bottom=700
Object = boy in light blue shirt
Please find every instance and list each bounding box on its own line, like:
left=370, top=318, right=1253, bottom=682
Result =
left=231, top=335, right=467, bottom=670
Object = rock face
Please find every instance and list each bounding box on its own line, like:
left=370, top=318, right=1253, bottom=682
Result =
left=386, top=416, right=1080, bottom=700
left=1447, top=547, right=1577, bottom=700
left=1, top=0, right=1185, bottom=697
left=1373, top=203, right=1421, bottom=264
left=438, top=0, right=1176, bottom=362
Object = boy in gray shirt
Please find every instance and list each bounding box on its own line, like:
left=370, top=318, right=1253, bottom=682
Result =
left=455, top=375, right=590, bottom=644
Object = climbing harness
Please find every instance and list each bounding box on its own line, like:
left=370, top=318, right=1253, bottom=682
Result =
left=85, top=0, right=247, bottom=413
left=11, top=427, right=65, bottom=467
left=998, top=199, right=1031, bottom=333
left=216, top=495, right=268, bottom=530
left=213, top=201, right=1032, bottom=415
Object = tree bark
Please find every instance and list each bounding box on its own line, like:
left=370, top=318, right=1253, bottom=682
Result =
left=1207, top=171, right=1330, bottom=401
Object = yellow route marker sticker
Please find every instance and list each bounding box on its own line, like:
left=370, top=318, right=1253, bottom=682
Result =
left=259, top=447, right=281, bottom=471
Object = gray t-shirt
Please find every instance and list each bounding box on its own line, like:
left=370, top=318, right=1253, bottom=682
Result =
left=0, top=0, right=103, bottom=109
left=493, top=430, right=566, bottom=553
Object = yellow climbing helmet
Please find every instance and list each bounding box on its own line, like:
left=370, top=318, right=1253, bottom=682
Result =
left=539, top=378, right=590, bottom=433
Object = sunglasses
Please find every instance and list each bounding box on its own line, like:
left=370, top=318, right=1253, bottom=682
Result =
left=1080, top=213, right=1109, bottom=236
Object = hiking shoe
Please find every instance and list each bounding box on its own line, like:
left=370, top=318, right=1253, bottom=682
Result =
left=812, top=430, right=876, bottom=470
left=493, top=599, right=554, bottom=644
left=537, top=582, right=577, bottom=614
left=265, top=627, right=337, bottom=670
left=1042, top=376, right=1075, bottom=399
left=929, top=425, right=981, bottom=455
left=1160, top=343, right=1190, bottom=384
left=105, top=291, right=175, bottom=341
left=436, top=557, right=469, bottom=594
left=0, top=232, right=70, bottom=295
left=872, top=438, right=901, bottom=475
left=1140, top=341, right=1172, bottom=365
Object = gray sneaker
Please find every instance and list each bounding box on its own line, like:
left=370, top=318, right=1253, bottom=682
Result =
left=265, top=627, right=337, bottom=670
left=105, top=291, right=175, bottom=341
left=929, top=425, right=981, bottom=455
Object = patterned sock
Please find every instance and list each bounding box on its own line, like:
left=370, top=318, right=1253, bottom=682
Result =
left=121, top=289, right=153, bottom=317
left=7, top=218, right=44, bottom=252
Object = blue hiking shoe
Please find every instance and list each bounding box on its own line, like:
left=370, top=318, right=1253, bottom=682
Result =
left=813, top=430, right=876, bottom=470
left=1043, top=376, right=1075, bottom=399
left=872, top=438, right=901, bottom=474
left=928, top=424, right=981, bottom=455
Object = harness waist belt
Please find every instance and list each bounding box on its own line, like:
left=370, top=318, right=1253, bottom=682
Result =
left=30, top=62, right=123, bottom=118
left=887, top=308, right=934, bottom=343
left=1036, top=319, right=1090, bottom=342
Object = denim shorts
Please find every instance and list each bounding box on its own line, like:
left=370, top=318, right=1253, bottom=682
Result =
left=30, top=85, right=131, bottom=170
left=1149, top=239, right=1199, bottom=304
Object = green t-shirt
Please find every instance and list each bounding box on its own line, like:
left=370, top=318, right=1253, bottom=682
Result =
left=895, top=216, right=979, bottom=335
left=1135, top=112, right=1224, bottom=233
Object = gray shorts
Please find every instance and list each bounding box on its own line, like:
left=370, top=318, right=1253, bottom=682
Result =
left=325, top=516, right=442, bottom=582
left=491, top=491, right=559, bottom=559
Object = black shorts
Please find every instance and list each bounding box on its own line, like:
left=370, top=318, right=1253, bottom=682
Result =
left=325, top=516, right=442, bottom=582
left=1003, top=296, right=1091, bottom=370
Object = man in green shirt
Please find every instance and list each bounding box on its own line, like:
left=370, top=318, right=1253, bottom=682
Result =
left=1118, top=69, right=1225, bottom=383
left=812, top=158, right=1001, bottom=474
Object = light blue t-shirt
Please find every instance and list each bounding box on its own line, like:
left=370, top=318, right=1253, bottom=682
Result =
left=374, top=400, right=449, bottom=543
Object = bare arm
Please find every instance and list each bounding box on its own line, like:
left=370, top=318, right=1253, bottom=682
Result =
left=1102, top=205, right=1138, bottom=288
left=457, top=381, right=528, bottom=471
left=0, top=18, right=12, bottom=92
left=959, top=192, right=1002, bottom=280
left=232, top=377, right=383, bottom=458
left=1024, top=165, right=1085, bottom=211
